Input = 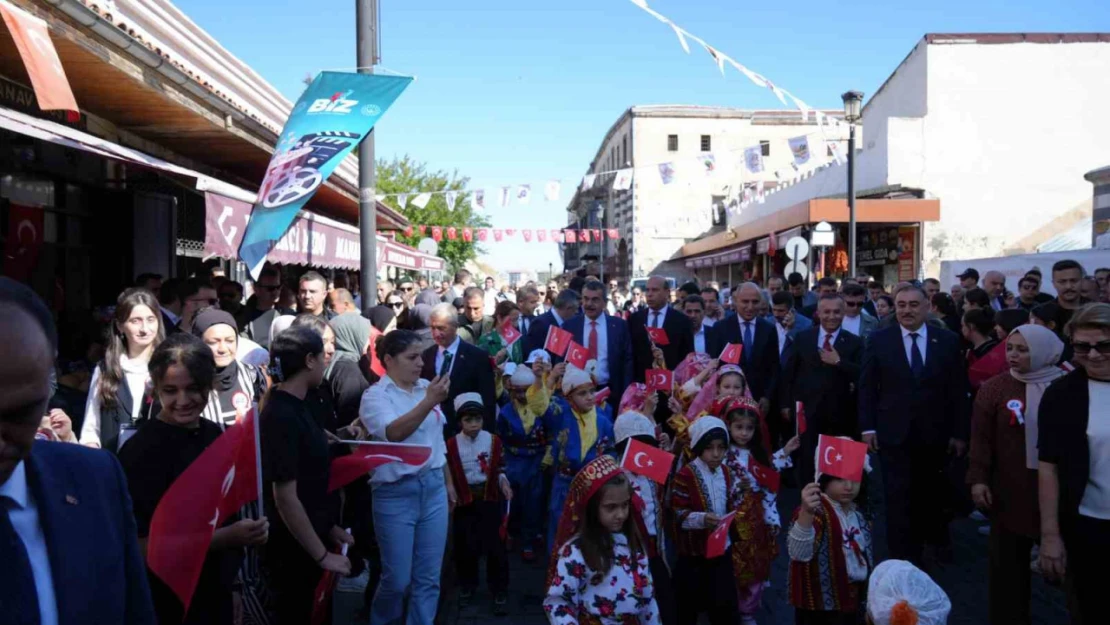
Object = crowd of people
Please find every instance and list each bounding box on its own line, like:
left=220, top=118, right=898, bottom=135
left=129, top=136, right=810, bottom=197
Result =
left=4, top=256, right=1110, bottom=625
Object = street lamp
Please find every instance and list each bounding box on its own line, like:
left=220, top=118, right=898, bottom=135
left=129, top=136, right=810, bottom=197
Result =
left=593, top=201, right=605, bottom=284
left=841, top=90, right=864, bottom=277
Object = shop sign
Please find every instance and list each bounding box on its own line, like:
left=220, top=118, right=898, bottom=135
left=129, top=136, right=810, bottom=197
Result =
left=855, top=226, right=902, bottom=268
left=0, top=74, right=84, bottom=129
left=897, top=226, right=916, bottom=281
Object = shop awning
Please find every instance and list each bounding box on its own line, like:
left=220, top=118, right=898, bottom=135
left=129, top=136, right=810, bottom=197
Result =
left=683, top=242, right=752, bottom=269
left=204, top=193, right=444, bottom=272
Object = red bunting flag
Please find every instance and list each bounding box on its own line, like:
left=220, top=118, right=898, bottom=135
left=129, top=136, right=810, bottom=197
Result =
left=747, top=454, right=781, bottom=493
left=544, top=325, right=573, bottom=357
left=796, top=401, right=807, bottom=435
left=580, top=230, right=591, bottom=243
left=432, top=226, right=443, bottom=242
left=592, top=229, right=601, bottom=241
left=505, top=229, right=516, bottom=237
left=566, top=341, right=590, bottom=370
left=404, top=225, right=413, bottom=237
left=498, top=319, right=522, bottom=347
left=817, top=435, right=868, bottom=482
left=645, top=326, right=670, bottom=346
left=594, top=387, right=611, bottom=406
left=706, top=510, right=738, bottom=558
left=523, top=229, right=533, bottom=242
left=147, top=408, right=261, bottom=613
left=493, top=229, right=503, bottom=242
left=553, top=231, right=565, bottom=243
left=327, top=441, right=433, bottom=492
left=621, top=438, right=674, bottom=485
left=646, top=368, right=673, bottom=393
left=419, top=225, right=427, bottom=236
left=607, top=228, right=620, bottom=240
left=447, top=227, right=457, bottom=240
left=477, top=228, right=489, bottom=242
left=565, top=230, right=577, bottom=244
left=719, top=343, right=743, bottom=365
left=537, top=230, right=547, bottom=242
left=462, top=227, right=473, bottom=242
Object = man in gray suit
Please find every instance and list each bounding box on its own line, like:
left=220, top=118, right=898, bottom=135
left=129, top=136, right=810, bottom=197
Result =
left=840, top=283, right=879, bottom=341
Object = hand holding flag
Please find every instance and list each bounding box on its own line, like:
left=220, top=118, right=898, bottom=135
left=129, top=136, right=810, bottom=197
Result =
left=706, top=511, right=738, bottom=558
left=816, top=435, right=868, bottom=482
left=620, top=438, right=674, bottom=485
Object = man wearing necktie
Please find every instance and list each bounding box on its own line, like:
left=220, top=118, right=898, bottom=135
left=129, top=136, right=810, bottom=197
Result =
left=422, top=304, right=497, bottom=434
left=859, top=284, right=970, bottom=566
left=708, top=283, right=780, bottom=419
left=629, top=277, right=694, bottom=386
left=566, top=281, right=633, bottom=410
left=516, top=285, right=541, bottom=337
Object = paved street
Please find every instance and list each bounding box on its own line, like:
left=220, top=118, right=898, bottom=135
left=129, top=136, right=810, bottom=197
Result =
left=334, top=471, right=1071, bottom=624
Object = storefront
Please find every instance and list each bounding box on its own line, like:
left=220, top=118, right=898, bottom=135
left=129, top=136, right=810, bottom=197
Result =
left=684, top=242, right=753, bottom=286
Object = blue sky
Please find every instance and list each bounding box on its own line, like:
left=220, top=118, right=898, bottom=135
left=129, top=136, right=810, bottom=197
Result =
left=180, top=0, right=1108, bottom=273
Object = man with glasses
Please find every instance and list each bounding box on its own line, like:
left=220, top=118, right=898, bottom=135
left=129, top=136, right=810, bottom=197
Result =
left=240, top=267, right=291, bottom=349
left=840, top=283, right=878, bottom=341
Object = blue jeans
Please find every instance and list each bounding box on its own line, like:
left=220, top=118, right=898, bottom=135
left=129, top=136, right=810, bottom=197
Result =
left=370, top=469, right=448, bottom=625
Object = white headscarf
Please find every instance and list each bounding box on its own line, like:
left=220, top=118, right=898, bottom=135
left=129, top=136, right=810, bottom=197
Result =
left=867, top=560, right=951, bottom=625
left=1008, top=324, right=1065, bottom=470
left=562, top=366, right=593, bottom=396
left=615, top=411, right=656, bottom=444
left=689, top=416, right=727, bottom=452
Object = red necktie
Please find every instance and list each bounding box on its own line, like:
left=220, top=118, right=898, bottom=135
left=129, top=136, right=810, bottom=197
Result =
left=588, top=320, right=599, bottom=359
left=823, top=333, right=833, bottom=351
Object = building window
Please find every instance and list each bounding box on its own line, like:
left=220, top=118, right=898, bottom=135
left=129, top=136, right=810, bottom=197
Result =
left=622, top=136, right=628, bottom=165
left=760, top=140, right=770, bottom=157
left=700, top=135, right=711, bottom=152
left=667, top=134, right=678, bottom=151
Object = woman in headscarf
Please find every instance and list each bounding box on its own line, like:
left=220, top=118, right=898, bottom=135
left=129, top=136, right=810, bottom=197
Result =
left=192, top=308, right=269, bottom=429
left=967, top=324, right=1065, bottom=625
left=327, top=313, right=375, bottom=428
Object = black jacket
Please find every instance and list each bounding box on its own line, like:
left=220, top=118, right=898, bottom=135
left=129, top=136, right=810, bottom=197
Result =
left=1039, top=368, right=1101, bottom=539
left=707, top=315, right=780, bottom=404
left=420, top=339, right=497, bottom=434
left=780, top=327, right=864, bottom=435
left=628, top=307, right=694, bottom=382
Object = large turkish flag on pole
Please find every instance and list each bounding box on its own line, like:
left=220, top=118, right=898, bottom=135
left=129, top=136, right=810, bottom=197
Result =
left=0, top=0, right=78, bottom=112
left=147, top=408, right=261, bottom=613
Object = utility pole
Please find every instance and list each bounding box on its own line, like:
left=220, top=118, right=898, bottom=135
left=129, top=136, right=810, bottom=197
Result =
left=357, top=0, right=379, bottom=315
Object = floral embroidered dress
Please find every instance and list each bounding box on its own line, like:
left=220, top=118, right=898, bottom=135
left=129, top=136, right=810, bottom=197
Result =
left=544, top=533, right=661, bottom=625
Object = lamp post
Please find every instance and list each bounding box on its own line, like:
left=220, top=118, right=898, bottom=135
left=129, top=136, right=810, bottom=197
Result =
left=593, top=201, right=605, bottom=284
left=841, top=90, right=864, bottom=278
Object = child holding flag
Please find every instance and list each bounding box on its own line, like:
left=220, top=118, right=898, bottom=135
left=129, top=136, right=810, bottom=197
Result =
left=446, top=393, right=513, bottom=613
left=786, top=438, right=873, bottom=625
left=669, top=416, right=739, bottom=625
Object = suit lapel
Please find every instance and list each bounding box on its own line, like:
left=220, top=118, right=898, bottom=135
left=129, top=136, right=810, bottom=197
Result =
left=26, top=448, right=74, bottom=623
left=451, top=346, right=466, bottom=382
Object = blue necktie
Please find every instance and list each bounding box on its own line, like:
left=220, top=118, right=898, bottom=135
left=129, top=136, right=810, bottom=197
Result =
left=742, top=321, right=754, bottom=363
left=909, top=332, right=925, bottom=379
left=1, top=497, right=40, bottom=625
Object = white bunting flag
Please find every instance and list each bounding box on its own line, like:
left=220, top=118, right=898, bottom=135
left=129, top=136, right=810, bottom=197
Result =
left=658, top=162, right=676, bottom=185
left=374, top=194, right=386, bottom=203
left=612, top=168, right=634, bottom=191
left=670, top=23, right=690, bottom=54
left=792, top=96, right=810, bottom=122
left=544, top=180, right=561, bottom=202
left=397, top=194, right=409, bottom=209
left=445, top=190, right=459, bottom=212
left=581, top=174, right=597, bottom=191
left=516, top=185, right=532, bottom=205
left=411, top=193, right=431, bottom=209
left=474, top=189, right=485, bottom=211
left=727, top=59, right=768, bottom=88
left=788, top=135, right=811, bottom=167
left=703, top=44, right=726, bottom=76
left=815, top=111, right=825, bottom=128
left=767, top=80, right=789, bottom=106
left=756, top=180, right=765, bottom=204
left=744, top=146, right=764, bottom=174
left=829, top=142, right=846, bottom=166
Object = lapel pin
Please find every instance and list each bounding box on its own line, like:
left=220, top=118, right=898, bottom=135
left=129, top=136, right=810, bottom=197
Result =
left=65, top=494, right=79, bottom=505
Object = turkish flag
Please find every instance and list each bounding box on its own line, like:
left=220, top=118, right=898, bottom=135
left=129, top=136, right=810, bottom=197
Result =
left=498, top=319, right=522, bottom=347
left=566, top=341, right=590, bottom=370
left=796, top=401, right=807, bottom=435
left=705, top=510, right=737, bottom=558
left=419, top=225, right=427, bottom=236
left=621, top=438, right=674, bottom=485
left=544, top=325, right=573, bottom=357
left=646, top=369, right=673, bottom=393
left=719, top=343, right=743, bottom=365
left=505, top=229, right=516, bottom=237
left=537, top=230, right=547, bottom=242
left=645, top=326, right=670, bottom=346
left=747, top=454, right=781, bottom=493
left=565, top=230, right=577, bottom=244
left=581, top=230, right=591, bottom=243
left=432, top=226, right=443, bottom=242
left=462, top=227, right=473, bottom=242
left=147, top=408, right=260, bottom=612
left=607, top=228, right=620, bottom=240
left=592, top=229, right=601, bottom=241
left=493, top=229, right=504, bottom=242
left=3, top=204, right=44, bottom=282
left=523, top=229, right=533, bottom=242
left=594, top=387, right=611, bottom=406
left=447, top=227, right=457, bottom=240
left=312, top=567, right=338, bottom=625
left=817, top=435, right=868, bottom=482
left=404, top=226, right=413, bottom=237
left=477, top=228, right=488, bottom=242
left=327, top=442, right=433, bottom=492
left=0, top=1, right=78, bottom=112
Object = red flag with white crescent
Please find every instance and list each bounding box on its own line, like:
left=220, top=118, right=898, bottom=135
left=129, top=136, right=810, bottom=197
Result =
left=816, top=435, right=867, bottom=482
left=327, top=442, right=432, bottom=492
left=747, top=454, right=781, bottom=493
left=645, top=326, right=670, bottom=346
left=537, top=230, right=547, bottom=242
left=706, top=510, right=737, bottom=558
left=544, top=325, right=573, bottom=357
left=645, top=368, right=673, bottom=393
left=620, top=438, right=674, bottom=485
left=477, top=228, right=488, bottom=242
left=719, top=343, right=742, bottom=365
left=566, top=341, right=590, bottom=370
left=522, top=229, right=533, bottom=242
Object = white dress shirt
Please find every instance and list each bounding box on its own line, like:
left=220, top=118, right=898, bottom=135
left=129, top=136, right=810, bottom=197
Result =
left=80, top=355, right=153, bottom=447
left=454, top=430, right=510, bottom=490
left=841, top=314, right=862, bottom=337
left=0, top=461, right=59, bottom=625
left=682, top=457, right=729, bottom=534
left=627, top=472, right=658, bottom=537
left=647, top=305, right=668, bottom=328
left=584, top=314, right=610, bottom=384
left=360, top=375, right=448, bottom=484
left=817, top=327, right=841, bottom=349
left=775, top=321, right=789, bottom=356
left=694, top=323, right=708, bottom=355
left=900, top=324, right=928, bottom=367
left=434, top=336, right=462, bottom=377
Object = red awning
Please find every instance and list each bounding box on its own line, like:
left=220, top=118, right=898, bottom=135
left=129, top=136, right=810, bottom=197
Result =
left=204, top=193, right=443, bottom=272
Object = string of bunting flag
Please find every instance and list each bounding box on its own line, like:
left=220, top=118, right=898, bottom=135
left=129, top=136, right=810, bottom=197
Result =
left=402, top=224, right=621, bottom=244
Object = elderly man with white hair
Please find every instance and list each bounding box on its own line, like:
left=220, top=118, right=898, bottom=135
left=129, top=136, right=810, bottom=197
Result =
left=982, top=270, right=1007, bottom=311
left=419, top=302, right=497, bottom=434
left=709, top=282, right=782, bottom=419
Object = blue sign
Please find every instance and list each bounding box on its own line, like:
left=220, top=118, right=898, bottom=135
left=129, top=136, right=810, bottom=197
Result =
left=238, top=71, right=412, bottom=276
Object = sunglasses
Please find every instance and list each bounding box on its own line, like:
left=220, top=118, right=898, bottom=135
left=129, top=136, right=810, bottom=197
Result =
left=1072, top=341, right=1110, bottom=356
left=401, top=286, right=414, bottom=292
left=389, top=302, right=405, bottom=309
left=844, top=301, right=862, bottom=308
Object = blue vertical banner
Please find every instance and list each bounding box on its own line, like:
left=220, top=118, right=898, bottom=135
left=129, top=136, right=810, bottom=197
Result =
left=238, top=71, right=412, bottom=277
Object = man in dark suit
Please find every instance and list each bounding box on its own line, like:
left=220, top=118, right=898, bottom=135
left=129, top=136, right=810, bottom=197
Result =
left=628, top=276, right=694, bottom=380
left=780, top=294, right=864, bottom=483
left=0, top=277, right=156, bottom=625
left=515, top=284, right=542, bottom=338
left=524, top=288, right=581, bottom=363
left=422, top=303, right=497, bottom=434
left=565, top=280, right=633, bottom=410
left=708, top=282, right=780, bottom=418
left=859, top=284, right=970, bottom=566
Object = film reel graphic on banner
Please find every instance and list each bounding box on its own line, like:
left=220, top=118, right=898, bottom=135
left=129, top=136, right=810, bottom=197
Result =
left=260, top=131, right=361, bottom=209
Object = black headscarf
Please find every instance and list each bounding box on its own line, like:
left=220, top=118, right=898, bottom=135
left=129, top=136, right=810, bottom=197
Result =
left=367, top=305, right=396, bottom=333
left=191, top=308, right=239, bottom=392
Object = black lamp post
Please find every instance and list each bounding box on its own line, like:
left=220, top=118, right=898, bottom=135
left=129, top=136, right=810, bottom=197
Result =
left=841, top=90, right=864, bottom=277
left=593, top=201, right=605, bottom=284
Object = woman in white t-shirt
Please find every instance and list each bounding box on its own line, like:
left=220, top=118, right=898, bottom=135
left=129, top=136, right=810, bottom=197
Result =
left=80, top=288, right=164, bottom=451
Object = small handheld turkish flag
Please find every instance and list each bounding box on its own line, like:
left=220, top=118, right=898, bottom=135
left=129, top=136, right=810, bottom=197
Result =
left=646, top=326, right=670, bottom=346
left=566, top=341, right=590, bottom=369
left=747, top=454, right=781, bottom=493
left=498, top=320, right=522, bottom=347
left=621, top=438, right=675, bottom=485
left=817, top=435, right=868, bottom=482
left=327, top=442, right=432, bottom=493
left=796, top=401, right=807, bottom=436
left=544, top=325, right=573, bottom=357
left=594, top=387, right=612, bottom=406
left=706, top=510, right=738, bottom=558
left=719, top=343, right=743, bottom=365
left=646, top=368, right=674, bottom=393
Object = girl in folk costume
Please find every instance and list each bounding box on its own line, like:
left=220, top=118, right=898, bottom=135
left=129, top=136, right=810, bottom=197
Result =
left=669, top=417, right=739, bottom=625
left=669, top=365, right=752, bottom=468
left=546, top=365, right=616, bottom=549
left=614, top=411, right=677, bottom=625
left=497, top=359, right=559, bottom=562
left=446, top=394, right=514, bottom=612
left=544, top=455, right=661, bottom=625
left=787, top=442, right=874, bottom=625
left=718, top=397, right=799, bottom=625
